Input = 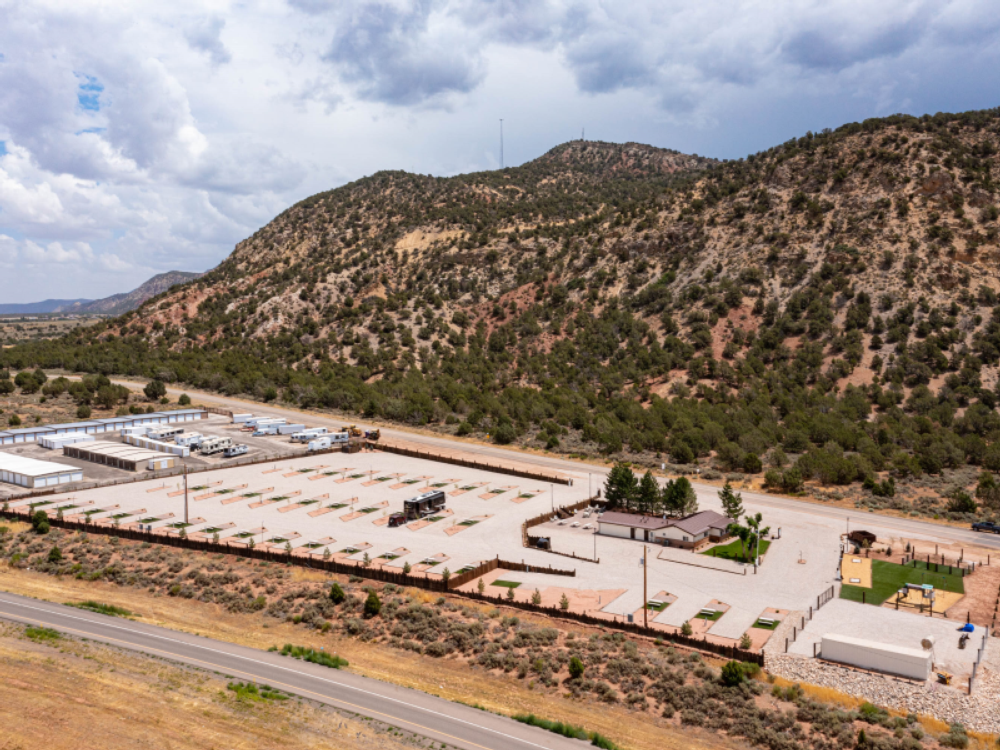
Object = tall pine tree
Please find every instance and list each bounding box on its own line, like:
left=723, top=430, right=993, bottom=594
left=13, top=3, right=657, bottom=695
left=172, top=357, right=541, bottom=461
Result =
left=719, top=481, right=744, bottom=520
left=637, top=470, right=660, bottom=515
left=604, top=463, right=638, bottom=511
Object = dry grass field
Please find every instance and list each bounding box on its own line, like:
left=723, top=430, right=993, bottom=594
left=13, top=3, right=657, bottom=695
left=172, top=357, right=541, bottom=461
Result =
left=0, top=620, right=426, bottom=750
left=0, top=563, right=737, bottom=750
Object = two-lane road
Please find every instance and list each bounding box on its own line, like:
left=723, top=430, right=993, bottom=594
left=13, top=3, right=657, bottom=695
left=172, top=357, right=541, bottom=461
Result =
left=0, top=592, right=586, bottom=750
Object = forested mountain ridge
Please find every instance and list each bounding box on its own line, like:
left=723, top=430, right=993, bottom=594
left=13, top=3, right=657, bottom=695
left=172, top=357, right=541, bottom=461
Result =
left=6, top=110, right=1000, bottom=521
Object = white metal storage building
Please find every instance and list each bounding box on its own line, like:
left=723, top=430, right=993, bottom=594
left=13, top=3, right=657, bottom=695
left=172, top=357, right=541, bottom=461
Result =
left=39, top=433, right=96, bottom=450
left=0, top=410, right=207, bottom=446
left=0, top=454, right=84, bottom=488
left=821, top=633, right=932, bottom=680
left=62, top=441, right=179, bottom=471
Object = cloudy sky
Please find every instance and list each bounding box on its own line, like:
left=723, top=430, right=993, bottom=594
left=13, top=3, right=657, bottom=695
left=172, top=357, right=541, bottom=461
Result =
left=1, top=0, right=999, bottom=303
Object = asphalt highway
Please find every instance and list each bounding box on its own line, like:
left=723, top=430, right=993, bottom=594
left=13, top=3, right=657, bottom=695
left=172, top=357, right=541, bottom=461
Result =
left=93, top=375, right=1000, bottom=552
left=0, top=591, right=588, bottom=750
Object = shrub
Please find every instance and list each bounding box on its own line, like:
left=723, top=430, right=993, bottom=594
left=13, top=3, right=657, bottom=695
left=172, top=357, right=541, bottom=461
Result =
left=329, top=582, right=345, bottom=604
left=76, top=405, right=92, bottom=419
left=720, top=661, right=746, bottom=686
left=681, top=621, right=693, bottom=636
left=939, top=724, right=968, bottom=749
left=178, top=394, right=191, bottom=406
left=278, top=644, right=348, bottom=669
left=569, top=656, right=585, bottom=679
left=47, top=546, right=62, bottom=563
left=31, top=510, right=49, bottom=535
left=363, top=590, right=382, bottom=618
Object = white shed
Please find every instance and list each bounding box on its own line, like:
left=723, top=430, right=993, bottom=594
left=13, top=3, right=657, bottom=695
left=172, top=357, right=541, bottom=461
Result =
left=821, top=633, right=932, bottom=680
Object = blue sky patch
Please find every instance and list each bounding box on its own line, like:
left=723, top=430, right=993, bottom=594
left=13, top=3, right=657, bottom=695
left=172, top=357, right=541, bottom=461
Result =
left=75, top=127, right=107, bottom=136
left=0, top=141, right=6, bottom=157
left=76, top=74, right=104, bottom=112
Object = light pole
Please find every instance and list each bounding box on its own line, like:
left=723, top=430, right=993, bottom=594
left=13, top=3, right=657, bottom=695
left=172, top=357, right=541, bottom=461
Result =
left=183, top=464, right=188, bottom=524
left=550, top=484, right=554, bottom=512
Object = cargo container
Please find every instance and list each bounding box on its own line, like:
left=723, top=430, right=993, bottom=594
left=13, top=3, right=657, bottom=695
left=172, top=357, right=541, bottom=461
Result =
left=276, top=423, right=306, bottom=435
left=232, top=413, right=254, bottom=424
left=246, top=416, right=286, bottom=427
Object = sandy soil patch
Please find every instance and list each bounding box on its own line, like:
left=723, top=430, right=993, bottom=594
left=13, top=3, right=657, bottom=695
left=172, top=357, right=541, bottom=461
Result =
left=841, top=556, right=872, bottom=588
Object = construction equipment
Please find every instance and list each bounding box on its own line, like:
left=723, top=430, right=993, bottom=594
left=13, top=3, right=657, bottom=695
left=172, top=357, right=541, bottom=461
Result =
left=344, top=425, right=363, bottom=438
left=366, top=429, right=381, bottom=441
left=937, top=671, right=952, bottom=685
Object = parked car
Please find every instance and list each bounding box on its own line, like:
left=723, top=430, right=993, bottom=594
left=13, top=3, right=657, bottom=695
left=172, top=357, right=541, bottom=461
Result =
left=387, top=513, right=407, bottom=528
left=971, top=521, right=1000, bottom=533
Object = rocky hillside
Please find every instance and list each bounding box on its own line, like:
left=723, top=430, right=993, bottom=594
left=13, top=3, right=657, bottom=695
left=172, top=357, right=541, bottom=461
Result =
left=72, top=271, right=205, bottom=315
left=0, top=271, right=203, bottom=316
left=8, top=112, right=1000, bottom=519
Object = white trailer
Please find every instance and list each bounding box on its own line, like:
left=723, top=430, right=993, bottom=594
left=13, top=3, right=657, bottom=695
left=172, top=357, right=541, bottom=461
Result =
left=148, top=425, right=184, bottom=441
left=252, top=425, right=280, bottom=436
left=175, top=433, right=203, bottom=448
left=329, top=431, right=350, bottom=444
left=246, top=416, right=286, bottom=427
left=223, top=444, right=249, bottom=458
left=820, top=634, right=931, bottom=681
left=291, top=427, right=328, bottom=443
left=232, top=413, right=254, bottom=424
left=276, top=423, right=306, bottom=435
left=308, top=436, right=331, bottom=452
left=199, top=436, right=233, bottom=455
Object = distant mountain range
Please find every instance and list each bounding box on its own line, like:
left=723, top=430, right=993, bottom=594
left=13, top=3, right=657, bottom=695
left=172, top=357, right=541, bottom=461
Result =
left=0, top=271, right=204, bottom=316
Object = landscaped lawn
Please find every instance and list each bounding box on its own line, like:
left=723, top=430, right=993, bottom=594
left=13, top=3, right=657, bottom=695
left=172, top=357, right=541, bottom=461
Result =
left=840, top=559, right=965, bottom=605
left=644, top=601, right=670, bottom=612
left=694, top=609, right=723, bottom=621
left=492, top=580, right=521, bottom=589
left=702, top=539, right=771, bottom=564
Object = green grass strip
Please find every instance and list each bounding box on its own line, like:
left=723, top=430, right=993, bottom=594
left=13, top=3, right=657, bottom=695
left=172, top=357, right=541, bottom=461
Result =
left=512, top=714, right=623, bottom=749
left=275, top=644, right=349, bottom=669
left=66, top=600, right=133, bottom=618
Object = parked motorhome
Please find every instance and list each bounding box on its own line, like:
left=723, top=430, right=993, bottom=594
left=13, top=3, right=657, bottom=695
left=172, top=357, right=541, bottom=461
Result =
left=199, top=436, right=232, bottom=455
left=291, top=427, right=328, bottom=443
left=223, top=444, right=249, bottom=458
left=403, top=490, right=446, bottom=520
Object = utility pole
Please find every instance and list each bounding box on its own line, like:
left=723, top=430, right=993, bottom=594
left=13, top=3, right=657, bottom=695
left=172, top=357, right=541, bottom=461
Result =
left=183, top=464, right=189, bottom=524
left=643, top=545, right=648, bottom=628
left=500, top=119, right=504, bottom=169
left=550, top=484, right=554, bottom=513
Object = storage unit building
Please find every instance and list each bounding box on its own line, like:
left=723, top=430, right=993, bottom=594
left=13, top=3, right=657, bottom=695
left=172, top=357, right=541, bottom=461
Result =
left=63, top=441, right=176, bottom=472
left=39, top=433, right=96, bottom=450
left=0, top=454, right=84, bottom=488
left=45, top=421, right=102, bottom=436
left=0, top=426, right=55, bottom=445
left=820, top=634, right=931, bottom=680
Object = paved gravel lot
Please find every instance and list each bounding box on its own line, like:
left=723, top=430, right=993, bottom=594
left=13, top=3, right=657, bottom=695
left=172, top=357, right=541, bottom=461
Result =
left=10, top=447, right=992, bottom=653
left=787, top=598, right=986, bottom=677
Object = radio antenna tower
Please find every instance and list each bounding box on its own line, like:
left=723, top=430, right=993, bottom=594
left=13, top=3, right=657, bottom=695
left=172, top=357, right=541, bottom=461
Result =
left=500, top=119, right=504, bottom=169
